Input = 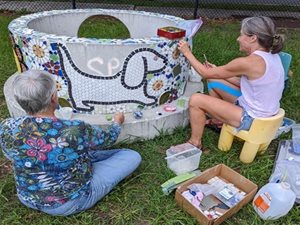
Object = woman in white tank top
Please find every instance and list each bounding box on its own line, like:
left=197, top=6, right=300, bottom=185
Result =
left=177, top=16, right=285, bottom=149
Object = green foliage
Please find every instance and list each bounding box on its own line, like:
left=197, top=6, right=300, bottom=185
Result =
left=78, top=15, right=130, bottom=39
left=1, top=15, right=300, bottom=225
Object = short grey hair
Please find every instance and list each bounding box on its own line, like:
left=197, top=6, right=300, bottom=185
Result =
left=241, top=16, right=284, bottom=54
left=13, top=70, right=57, bottom=115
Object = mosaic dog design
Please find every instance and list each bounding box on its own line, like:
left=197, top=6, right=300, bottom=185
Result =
left=56, top=43, right=168, bottom=112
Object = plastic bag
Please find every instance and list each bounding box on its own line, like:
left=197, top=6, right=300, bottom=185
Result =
left=269, top=140, right=300, bottom=203
left=177, top=18, right=203, bottom=38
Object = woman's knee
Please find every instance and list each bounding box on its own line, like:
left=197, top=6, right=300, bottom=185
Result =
left=189, top=93, right=206, bottom=107
left=121, top=149, right=142, bottom=165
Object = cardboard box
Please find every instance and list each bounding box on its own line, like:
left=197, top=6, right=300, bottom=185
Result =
left=157, top=26, right=186, bottom=39
left=175, top=164, right=258, bottom=225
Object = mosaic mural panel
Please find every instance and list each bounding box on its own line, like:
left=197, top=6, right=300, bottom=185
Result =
left=8, top=9, right=191, bottom=115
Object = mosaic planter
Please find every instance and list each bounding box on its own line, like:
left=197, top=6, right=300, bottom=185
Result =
left=6, top=9, right=203, bottom=141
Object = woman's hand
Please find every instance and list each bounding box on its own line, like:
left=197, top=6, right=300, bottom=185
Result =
left=204, top=61, right=216, bottom=68
left=177, top=40, right=191, bottom=55
left=114, top=112, right=124, bottom=125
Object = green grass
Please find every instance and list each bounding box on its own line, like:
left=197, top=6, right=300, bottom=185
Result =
left=78, top=15, right=130, bottom=39
left=1, top=15, right=300, bottom=225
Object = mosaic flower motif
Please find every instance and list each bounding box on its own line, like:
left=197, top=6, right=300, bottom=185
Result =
left=147, top=75, right=169, bottom=97
left=43, top=60, right=61, bottom=75
left=25, top=138, right=52, bottom=161
left=28, top=39, right=50, bottom=65
left=55, top=76, right=68, bottom=97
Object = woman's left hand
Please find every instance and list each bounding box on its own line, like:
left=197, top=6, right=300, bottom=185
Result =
left=114, top=112, right=124, bottom=125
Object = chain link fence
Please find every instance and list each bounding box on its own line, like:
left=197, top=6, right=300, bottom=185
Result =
left=0, top=0, right=299, bottom=19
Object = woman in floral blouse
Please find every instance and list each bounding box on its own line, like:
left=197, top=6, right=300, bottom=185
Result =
left=0, top=70, right=141, bottom=216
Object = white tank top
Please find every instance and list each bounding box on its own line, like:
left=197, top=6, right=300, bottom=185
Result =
left=237, top=50, right=284, bottom=118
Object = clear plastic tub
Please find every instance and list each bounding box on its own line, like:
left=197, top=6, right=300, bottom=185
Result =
left=275, top=117, right=295, bottom=138
left=165, top=143, right=202, bottom=175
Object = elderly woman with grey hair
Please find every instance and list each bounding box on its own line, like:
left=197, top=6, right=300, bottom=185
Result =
left=0, top=70, right=141, bottom=216
left=177, top=16, right=285, bottom=149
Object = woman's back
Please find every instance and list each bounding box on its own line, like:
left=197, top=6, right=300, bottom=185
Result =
left=238, top=50, right=284, bottom=118
left=0, top=116, right=94, bottom=207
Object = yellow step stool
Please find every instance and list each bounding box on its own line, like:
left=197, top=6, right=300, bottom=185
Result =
left=218, top=108, right=285, bottom=163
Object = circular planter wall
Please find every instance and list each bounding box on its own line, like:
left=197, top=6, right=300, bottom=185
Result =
left=6, top=9, right=203, bottom=141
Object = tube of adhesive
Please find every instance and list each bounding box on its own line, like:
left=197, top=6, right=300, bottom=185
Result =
left=203, top=53, right=208, bottom=62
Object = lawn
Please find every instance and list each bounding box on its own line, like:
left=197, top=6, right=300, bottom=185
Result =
left=1, top=14, right=300, bottom=225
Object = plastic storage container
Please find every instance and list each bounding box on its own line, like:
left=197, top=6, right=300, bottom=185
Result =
left=292, top=124, right=300, bottom=154
left=253, top=182, right=296, bottom=220
left=275, top=117, right=295, bottom=138
left=165, top=143, right=202, bottom=175
left=157, top=26, right=186, bottom=40
left=269, top=140, right=300, bottom=204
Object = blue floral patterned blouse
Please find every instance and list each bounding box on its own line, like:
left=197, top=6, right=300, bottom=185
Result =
left=0, top=116, right=121, bottom=208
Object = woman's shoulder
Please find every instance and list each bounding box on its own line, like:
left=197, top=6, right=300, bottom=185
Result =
left=229, top=54, right=265, bottom=78
left=55, top=118, right=89, bottom=128
left=0, top=116, right=28, bottom=128
left=227, top=55, right=257, bottom=70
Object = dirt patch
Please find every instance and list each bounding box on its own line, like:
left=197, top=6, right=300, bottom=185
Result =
left=231, top=15, right=300, bottom=29
left=0, top=10, right=20, bottom=17
left=274, top=18, right=300, bottom=29
left=0, top=158, right=12, bottom=179
left=204, top=16, right=300, bottom=29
